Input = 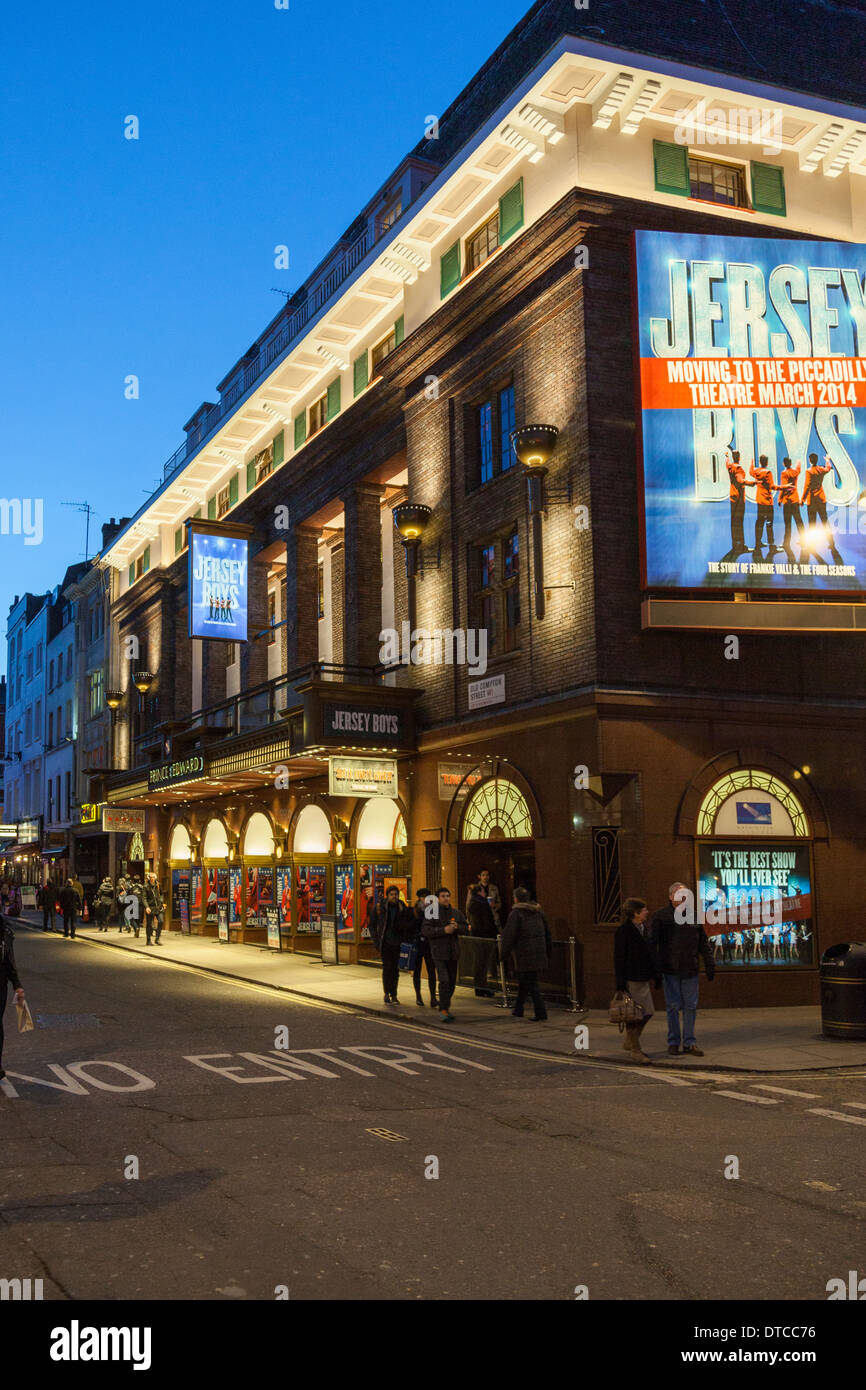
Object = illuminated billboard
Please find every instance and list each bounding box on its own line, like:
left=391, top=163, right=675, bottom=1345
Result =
left=188, top=528, right=249, bottom=642
left=635, top=231, right=866, bottom=593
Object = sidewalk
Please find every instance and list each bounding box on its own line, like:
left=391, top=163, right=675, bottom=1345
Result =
left=18, top=913, right=866, bottom=1074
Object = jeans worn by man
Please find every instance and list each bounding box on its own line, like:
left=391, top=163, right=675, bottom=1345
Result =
left=649, top=884, right=715, bottom=1056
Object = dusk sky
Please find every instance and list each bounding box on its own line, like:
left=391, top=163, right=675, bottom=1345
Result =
left=0, top=0, right=528, bottom=671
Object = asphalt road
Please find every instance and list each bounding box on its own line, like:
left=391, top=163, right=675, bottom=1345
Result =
left=2, top=924, right=865, bottom=1302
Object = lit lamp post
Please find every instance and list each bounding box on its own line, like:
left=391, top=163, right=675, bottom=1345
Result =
left=510, top=424, right=559, bottom=619
left=392, top=503, right=433, bottom=633
left=131, top=671, right=155, bottom=746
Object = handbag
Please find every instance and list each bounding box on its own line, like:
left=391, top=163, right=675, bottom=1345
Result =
left=398, top=940, right=417, bottom=973
left=608, top=989, right=644, bottom=1031
left=16, top=998, right=34, bottom=1033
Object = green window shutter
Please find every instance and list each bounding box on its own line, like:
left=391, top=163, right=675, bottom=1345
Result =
left=498, top=178, right=524, bottom=243
left=273, top=430, right=284, bottom=467
left=128, top=562, right=135, bottom=587
left=207, top=495, right=216, bottom=521
left=327, top=377, right=341, bottom=421
left=229, top=474, right=238, bottom=507
left=294, top=412, right=307, bottom=450
left=751, top=162, right=786, bottom=217
left=394, top=315, right=405, bottom=347
left=653, top=140, right=690, bottom=197
left=246, top=459, right=257, bottom=492
left=143, top=546, right=150, bottom=573
left=354, top=351, right=369, bottom=397
left=440, top=240, right=461, bottom=299
left=175, top=527, right=182, bottom=556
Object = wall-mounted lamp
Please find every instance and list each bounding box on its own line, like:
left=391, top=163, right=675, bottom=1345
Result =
left=510, top=424, right=564, bottom=619
left=105, top=691, right=124, bottom=710
left=392, top=503, right=439, bottom=630
left=274, top=827, right=288, bottom=860
left=131, top=671, right=155, bottom=695
left=331, top=816, right=350, bottom=858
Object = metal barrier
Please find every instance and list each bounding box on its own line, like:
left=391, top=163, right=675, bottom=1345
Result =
left=457, top=934, right=585, bottom=1012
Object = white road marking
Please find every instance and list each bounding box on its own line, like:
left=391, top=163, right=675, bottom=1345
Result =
left=808, top=1108, right=866, bottom=1127
left=715, top=1090, right=779, bottom=1105
left=0, top=1078, right=20, bottom=1099
left=752, top=1085, right=819, bottom=1098
left=843, top=1101, right=866, bottom=1110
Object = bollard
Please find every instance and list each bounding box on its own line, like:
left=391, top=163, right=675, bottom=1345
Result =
left=496, top=933, right=511, bottom=1009
left=567, top=935, right=583, bottom=1013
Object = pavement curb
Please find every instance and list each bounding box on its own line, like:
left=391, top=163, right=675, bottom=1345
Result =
left=17, top=917, right=866, bottom=1077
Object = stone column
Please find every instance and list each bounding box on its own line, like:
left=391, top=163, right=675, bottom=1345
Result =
left=282, top=524, right=320, bottom=672
left=341, top=483, right=385, bottom=667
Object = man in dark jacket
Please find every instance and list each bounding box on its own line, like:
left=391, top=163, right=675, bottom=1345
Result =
left=650, top=882, right=715, bottom=1056
left=58, top=880, right=78, bottom=939
left=499, top=887, right=551, bottom=1020
left=0, top=915, right=25, bottom=1080
left=410, top=888, right=438, bottom=1009
left=374, top=886, right=413, bottom=1005
left=421, top=887, right=467, bottom=1022
left=466, top=882, right=498, bottom=998
left=37, top=880, right=56, bottom=932
left=143, top=873, right=165, bottom=946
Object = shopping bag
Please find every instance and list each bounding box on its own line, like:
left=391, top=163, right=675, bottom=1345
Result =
left=398, top=941, right=417, bottom=972
left=16, top=999, right=35, bottom=1033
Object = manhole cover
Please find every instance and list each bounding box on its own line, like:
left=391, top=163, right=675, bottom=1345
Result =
left=35, top=1014, right=104, bottom=1029
left=365, top=1127, right=409, bottom=1143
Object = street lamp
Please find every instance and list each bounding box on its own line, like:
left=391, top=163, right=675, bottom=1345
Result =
left=510, top=424, right=560, bottom=620
left=105, top=690, right=124, bottom=710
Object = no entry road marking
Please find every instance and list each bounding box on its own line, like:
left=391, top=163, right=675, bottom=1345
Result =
left=809, top=1108, right=866, bottom=1127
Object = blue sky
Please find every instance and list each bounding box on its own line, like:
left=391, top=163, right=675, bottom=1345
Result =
left=0, top=0, right=530, bottom=670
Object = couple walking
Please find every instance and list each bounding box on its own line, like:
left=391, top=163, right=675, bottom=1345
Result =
left=614, top=882, right=715, bottom=1064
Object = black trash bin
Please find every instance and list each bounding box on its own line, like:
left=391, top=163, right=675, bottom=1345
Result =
left=820, top=943, right=866, bottom=1040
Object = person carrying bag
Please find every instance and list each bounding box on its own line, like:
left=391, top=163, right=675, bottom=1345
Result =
left=0, top=914, right=26, bottom=1081
left=612, top=897, right=660, bottom=1064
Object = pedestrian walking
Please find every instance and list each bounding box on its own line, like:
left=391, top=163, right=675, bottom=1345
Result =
left=373, top=885, right=413, bottom=1004
left=143, top=872, right=166, bottom=945
left=499, top=886, right=551, bottom=1020
left=37, top=880, right=57, bottom=932
left=649, top=882, right=715, bottom=1056
left=0, top=914, right=25, bottom=1081
left=95, top=877, right=115, bottom=930
left=411, top=888, right=438, bottom=1008
left=466, top=881, right=498, bottom=997
left=421, top=887, right=467, bottom=1023
left=58, top=880, right=78, bottom=938
left=613, top=897, right=661, bottom=1063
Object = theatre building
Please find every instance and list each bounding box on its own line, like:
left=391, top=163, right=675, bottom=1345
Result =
left=100, top=0, right=866, bottom=1004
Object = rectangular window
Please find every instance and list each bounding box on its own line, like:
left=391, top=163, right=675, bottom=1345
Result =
left=66, top=647, right=72, bottom=679
left=35, top=643, right=42, bottom=672
left=469, top=379, right=517, bottom=490
left=471, top=542, right=498, bottom=657
left=317, top=564, right=325, bottom=620
left=372, top=328, right=398, bottom=373
left=267, top=592, right=277, bottom=645
left=48, top=711, right=54, bottom=746
left=309, top=394, right=328, bottom=436
left=90, top=669, right=104, bottom=718
left=503, top=530, right=520, bottom=652
left=48, top=659, right=54, bottom=691
left=35, top=699, right=41, bottom=734
left=376, top=197, right=403, bottom=238
left=57, top=704, right=63, bottom=738
left=217, top=484, right=231, bottom=518
left=26, top=653, right=33, bottom=682
left=47, top=779, right=53, bottom=823
left=65, top=771, right=71, bottom=821
left=66, top=699, right=72, bottom=734
left=175, top=526, right=185, bottom=556
left=688, top=155, right=749, bottom=209
left=465, top=213, right=500, bottom=274
left=353, top=351, right=369, bottom=398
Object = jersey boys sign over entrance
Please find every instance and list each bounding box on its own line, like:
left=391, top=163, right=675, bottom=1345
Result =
left=635, top=231, right=866, bottom=593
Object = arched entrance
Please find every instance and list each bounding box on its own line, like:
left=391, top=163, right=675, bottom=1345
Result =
left=456, top=772, right=538, bottom=918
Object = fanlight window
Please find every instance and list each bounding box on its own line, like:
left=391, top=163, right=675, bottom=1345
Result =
left=697, top=770, right=808, bottom=838
left=461, top=778, right=533, bottom=841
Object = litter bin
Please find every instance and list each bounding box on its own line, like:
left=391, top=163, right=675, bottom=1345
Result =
left=820, top=943, right=866, bottom=1040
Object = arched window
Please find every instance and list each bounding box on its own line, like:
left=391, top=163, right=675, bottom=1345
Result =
left=697, top=770, right=809, bottom=838
left=461, top=778, right=534, bottom=842
left=168, top=824, right=192, bottom=861
left=201, top=819, right=229, bottom=860
left=356, top=798, right=404, bottom=851
left=293, top=805, right=331, bottom=855
left=242, top=812, right=275, bottom=857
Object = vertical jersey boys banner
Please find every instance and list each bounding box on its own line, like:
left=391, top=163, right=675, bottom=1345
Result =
left=189, top=529, right=249, bottom=640
left=635, top=231, right=866, bottom=592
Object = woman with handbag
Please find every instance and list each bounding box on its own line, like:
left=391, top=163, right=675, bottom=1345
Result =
left=0, top=914, right=25, bottom=1082
left=613, top=897, right=661, bottom=1064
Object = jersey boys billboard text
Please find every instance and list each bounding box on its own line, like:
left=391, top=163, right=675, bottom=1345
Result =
left=188, top=530, right=249, bottom=642
left=635, top=230, right=866, bottom=592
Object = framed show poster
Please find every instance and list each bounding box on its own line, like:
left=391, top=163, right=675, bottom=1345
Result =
left=205, top=867, right=219, bottom=925
left=335, top=862, right=355, bottom=942
left=190, top=867, right=202, bottom=924
left=229, top=866, right=242, bottom=924
left=245, top=866, right=259, bottom=927
left=276, top=866, right=292, bottom=927
left=258, top=866, right=274, bottom=927
left=171, top=867, right=190, bottom=922
left=696, top=842, right=814, bottom=968
left=296, top=865, right=326, bottom=934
